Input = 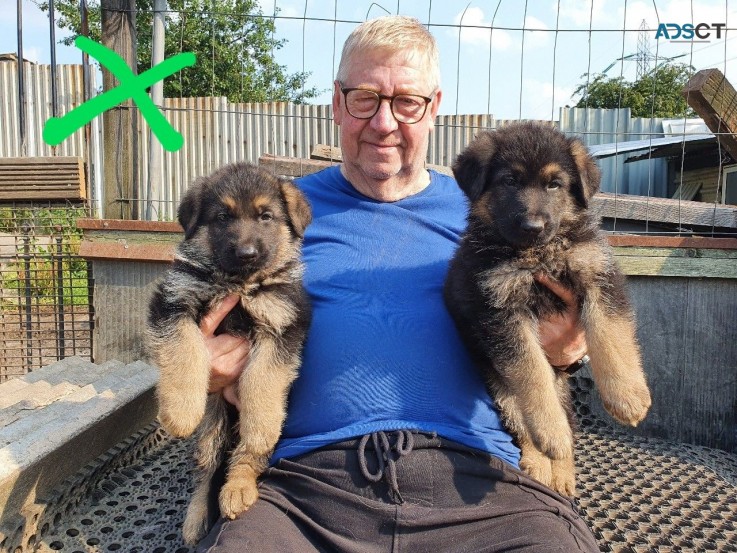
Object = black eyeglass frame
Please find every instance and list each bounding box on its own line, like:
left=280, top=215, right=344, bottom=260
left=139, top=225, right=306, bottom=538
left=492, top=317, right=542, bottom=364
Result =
left=339, top=85, right=434, bottom=124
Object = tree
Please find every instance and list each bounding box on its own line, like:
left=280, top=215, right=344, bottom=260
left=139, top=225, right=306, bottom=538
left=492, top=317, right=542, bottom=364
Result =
left=35, top=0, right=320, bottom=103
left=573, top=62, right=696, bottom=118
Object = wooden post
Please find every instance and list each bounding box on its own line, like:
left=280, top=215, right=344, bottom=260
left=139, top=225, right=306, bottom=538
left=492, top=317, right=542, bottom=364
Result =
left=101, top=0, right=138, bottom=220
left=682, top=68, right=737, bottom=162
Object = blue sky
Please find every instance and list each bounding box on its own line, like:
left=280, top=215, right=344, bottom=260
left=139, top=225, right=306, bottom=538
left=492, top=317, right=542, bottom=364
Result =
left=1, top=0, right=735, bottom=119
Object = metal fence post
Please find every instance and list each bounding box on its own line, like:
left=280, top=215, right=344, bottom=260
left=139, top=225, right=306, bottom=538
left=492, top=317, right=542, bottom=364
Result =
left=20, top=221, right=32, bottom=371
left=54, top=226, right=66, bottom=360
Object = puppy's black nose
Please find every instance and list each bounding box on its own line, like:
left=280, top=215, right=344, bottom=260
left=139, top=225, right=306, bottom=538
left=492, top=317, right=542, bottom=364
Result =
left=236, top=245, right=259, bottom=261
left=519, top=218, right=545, bottom=235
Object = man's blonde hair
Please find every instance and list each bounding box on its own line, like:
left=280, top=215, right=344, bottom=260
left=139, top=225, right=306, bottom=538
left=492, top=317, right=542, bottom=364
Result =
left=336, top=16, right=441, bottom=91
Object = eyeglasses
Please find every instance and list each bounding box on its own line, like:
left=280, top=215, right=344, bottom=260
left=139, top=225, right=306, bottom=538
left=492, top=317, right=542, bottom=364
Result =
left=340, top=85, right=434, bottom=124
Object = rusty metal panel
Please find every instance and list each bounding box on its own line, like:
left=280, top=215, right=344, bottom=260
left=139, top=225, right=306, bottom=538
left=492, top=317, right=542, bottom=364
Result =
left=91, top=260, right=168, bottom=365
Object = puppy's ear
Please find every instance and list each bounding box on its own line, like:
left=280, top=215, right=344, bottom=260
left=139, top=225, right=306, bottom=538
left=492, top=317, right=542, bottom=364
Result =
left=568, top=138, right=601, bottom=208
left=280, top=180, right=312, bottom=238
left=452, top=131, right=496, bottom=202
left=177, top=179, right=205, bottom=239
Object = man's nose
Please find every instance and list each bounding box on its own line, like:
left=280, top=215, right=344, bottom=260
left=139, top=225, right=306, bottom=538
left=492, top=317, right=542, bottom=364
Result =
left=370, top=99, right=399, bottom=132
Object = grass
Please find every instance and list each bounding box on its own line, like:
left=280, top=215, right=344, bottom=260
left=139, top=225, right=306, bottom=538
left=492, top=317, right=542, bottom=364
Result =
left=0, top=206, right=91, bottom=307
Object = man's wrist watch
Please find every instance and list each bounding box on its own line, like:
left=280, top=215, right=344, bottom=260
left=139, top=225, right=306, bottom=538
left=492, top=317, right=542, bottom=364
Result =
left=555, top=354, right=590, bottom=375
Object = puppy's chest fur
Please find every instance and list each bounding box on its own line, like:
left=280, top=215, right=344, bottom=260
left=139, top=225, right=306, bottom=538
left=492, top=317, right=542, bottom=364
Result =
left=216, top=273, right=306, bottom=339
left=472, top=235, right=593, bottom=316
left=164, top=254, right=308, bottom=340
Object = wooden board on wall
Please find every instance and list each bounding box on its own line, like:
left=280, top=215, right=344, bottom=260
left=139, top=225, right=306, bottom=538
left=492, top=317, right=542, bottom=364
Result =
left=0, top=157, right=87, bottom=201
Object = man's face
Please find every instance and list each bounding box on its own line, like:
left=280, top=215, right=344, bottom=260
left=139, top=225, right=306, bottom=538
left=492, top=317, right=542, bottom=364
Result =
left=333, top=48, right=442, bottom=200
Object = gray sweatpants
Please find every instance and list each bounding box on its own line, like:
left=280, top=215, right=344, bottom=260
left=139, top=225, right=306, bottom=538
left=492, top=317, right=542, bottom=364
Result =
left=196, top=430, right=599, bottom=552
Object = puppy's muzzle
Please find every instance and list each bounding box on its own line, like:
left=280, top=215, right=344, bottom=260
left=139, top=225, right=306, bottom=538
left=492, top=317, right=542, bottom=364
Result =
left=236, top=244, right=259, bottom=262
left=518, top=217, right=546, bottom=237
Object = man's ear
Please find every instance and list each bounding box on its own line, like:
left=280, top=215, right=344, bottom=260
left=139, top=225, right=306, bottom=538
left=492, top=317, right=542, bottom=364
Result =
left=452, top=131, right=496, bottom=202
left=280, top=180, right=312, bottom=238
left=568, top=138, right=601, bottom=208
left=332, top=80, right=343, bottom=126
left=428, top=89, right=442, bottom=131
left=177, top=179, right=206, bottom=239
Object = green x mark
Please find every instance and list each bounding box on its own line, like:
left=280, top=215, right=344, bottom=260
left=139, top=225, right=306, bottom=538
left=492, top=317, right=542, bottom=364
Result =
left=43, top=36, right=196, bottom=152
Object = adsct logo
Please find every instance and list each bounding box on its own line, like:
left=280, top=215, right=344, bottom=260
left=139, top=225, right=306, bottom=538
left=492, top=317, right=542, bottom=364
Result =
left=655, top=23, right=726, bottom=42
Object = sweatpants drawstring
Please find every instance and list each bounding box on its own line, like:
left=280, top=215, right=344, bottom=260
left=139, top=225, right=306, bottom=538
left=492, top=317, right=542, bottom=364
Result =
left=357, top=430, right=415, bottom=504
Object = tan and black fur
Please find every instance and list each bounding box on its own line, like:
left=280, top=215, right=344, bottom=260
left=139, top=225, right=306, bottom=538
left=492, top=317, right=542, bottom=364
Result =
left=444, top=123, right=651, bottom=496
left=146, top=163, right=311, bottom=543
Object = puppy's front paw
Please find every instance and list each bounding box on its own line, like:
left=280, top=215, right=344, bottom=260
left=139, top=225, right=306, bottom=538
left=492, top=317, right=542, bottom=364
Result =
left=520, top=450, right=552, bottom=486
left=219, top=476, right=259, bottom=519
left=159, top=403, right=204, bottom=438
left=527, top=408, right=573, bottom=460
left=157, top=391, right=207, bottom=438
left=550, top=457, right=576, bottom=497
left=599, top=376, right=651, bottom=427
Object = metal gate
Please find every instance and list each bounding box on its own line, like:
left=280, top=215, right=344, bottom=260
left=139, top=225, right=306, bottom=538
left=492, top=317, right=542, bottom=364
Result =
left=0, top=203, right=94, bottom=381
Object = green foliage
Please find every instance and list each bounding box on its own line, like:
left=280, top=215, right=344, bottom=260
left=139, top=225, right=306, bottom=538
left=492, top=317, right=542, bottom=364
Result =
left=0, top=207, right=90, bottom=307
left=574, top=62, right=696, bottom=118
left=35, top=0, right=320, bottom=103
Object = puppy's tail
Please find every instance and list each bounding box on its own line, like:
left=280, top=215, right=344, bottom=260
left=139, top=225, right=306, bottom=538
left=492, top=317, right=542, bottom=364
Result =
left=183, top=394, right=235, bottom=544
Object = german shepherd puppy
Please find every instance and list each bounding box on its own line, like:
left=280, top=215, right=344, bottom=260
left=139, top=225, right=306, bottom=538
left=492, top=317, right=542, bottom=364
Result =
left=146, top=163, right=312, bottom=543
left=444, top=122, right=651, bottom=496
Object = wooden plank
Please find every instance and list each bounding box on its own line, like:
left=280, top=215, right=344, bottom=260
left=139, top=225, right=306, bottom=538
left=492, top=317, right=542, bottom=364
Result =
left=0, top=172, right=81, bottom=179
left=260, top=153, right=452, bottom=178
left=76, top=218, right=181, bottom=232
left=0, top=190, right=84, bottom=201
left=614, top=254, right=737, bottom=278
left=0, top=156, right=86, bottom=201
left=607, top=235, right=737, bottom=249
left=612, top=240, right=737, bottom=277
left=613, top=246, right=737, bottom=259
left=0, top=157, right=83, bottom=166
left=101, top=0, right=138, bottom=219
left=259, top=154, right=336, bottom=177
left=682, top=68, right=737, bottom=162
left=311, top=144, right=342, bottom=161
left=79, top=241, right=175, bottom=262
left=591, top=192, right=737, bottom=229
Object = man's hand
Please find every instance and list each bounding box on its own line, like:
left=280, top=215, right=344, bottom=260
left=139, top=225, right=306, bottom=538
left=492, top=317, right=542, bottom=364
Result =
left=534, top=273, right=588, bottom=369
left=200, top=294, right=250, bottom=409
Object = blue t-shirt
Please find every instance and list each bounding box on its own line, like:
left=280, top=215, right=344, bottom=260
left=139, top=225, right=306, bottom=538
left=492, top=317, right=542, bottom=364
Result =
left=271, top=166, right=520, bottom=467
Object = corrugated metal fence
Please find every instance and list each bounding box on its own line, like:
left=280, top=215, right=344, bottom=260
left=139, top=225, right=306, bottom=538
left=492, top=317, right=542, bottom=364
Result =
left=0, top=61, right=103, bottom=206
left=1, top=62, right=671, bottom=221
left=0, top=62, right=98, bottom=378
left=138, top=99, right=338, bottom=220
left=559, top=108, right=669, bottom=198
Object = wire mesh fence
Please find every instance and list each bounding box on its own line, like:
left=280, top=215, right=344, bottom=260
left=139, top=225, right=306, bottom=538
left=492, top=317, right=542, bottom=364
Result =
left=2, top=1, right=737, bottom=379
left=0, top=203, right=93, bottom=381
left=4, top=2, right=737, bottom=222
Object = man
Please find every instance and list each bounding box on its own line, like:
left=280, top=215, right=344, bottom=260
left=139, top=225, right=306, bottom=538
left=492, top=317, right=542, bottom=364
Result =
left=196, top=16, right=599, bottom=552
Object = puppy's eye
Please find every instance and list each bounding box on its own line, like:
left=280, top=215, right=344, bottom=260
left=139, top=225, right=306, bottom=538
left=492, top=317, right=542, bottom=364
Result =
left=216, top=212, right=229, bottom=221
left=259, top=212, right=273, bottom=222
left=547, top=180, right=562, bottom=190
left=503, top=176, right=516, bottom=187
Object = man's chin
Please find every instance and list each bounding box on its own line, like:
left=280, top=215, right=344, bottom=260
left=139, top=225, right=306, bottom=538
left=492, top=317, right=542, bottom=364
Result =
left=357, top=158, right=403, bottom=181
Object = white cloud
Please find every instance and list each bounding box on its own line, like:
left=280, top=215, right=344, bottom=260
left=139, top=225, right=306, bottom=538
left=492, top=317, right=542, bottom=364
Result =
left=521, top=78, right=576, bottom=120
left=557, top=0, right=612, bottom=27
left=524, top=15, right=550, bottom=49
left=23, top=47, right=42, bottom=64
left=452, top=6, right=512, bottom=51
